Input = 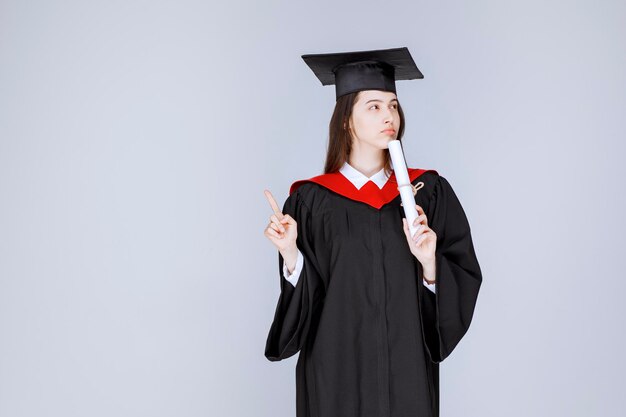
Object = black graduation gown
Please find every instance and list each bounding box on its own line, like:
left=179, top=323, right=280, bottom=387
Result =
left=265, top=168, right=482, bottom=417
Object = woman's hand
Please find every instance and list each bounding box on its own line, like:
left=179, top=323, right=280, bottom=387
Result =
left=402, top=204, right=437, bottom=281
left=263, top=190, right=299, bottom=270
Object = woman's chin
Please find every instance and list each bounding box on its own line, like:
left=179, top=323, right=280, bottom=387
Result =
left=382, top=136, right=396, bottom=148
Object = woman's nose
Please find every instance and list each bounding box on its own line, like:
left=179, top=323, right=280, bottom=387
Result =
left=384, top=109, right=394, bottom=123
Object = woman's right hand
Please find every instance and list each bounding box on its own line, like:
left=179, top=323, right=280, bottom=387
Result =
left=263, top=190, right=298, bottom=261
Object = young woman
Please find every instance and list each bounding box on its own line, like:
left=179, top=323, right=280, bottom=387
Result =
left=262, top=47, right=482, bottom=417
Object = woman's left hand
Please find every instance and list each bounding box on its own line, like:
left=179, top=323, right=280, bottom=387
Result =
left=402, top=204, right=437, bottom=268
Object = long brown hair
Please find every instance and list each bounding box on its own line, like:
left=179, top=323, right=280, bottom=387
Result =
left=323, top=90, right=406, bottom=176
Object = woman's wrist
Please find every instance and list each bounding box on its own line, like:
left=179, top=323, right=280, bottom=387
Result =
left=422, top=260, right=436, bottom=284
left=281, top=246, right=299, bottom=273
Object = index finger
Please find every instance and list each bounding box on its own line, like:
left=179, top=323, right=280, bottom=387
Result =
left=264, top=189, right=283, bottom=218
left=415, top=204, right=425, bottom=216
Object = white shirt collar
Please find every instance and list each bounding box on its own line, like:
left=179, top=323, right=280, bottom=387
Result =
left=339, top=161, right=390, bottom=190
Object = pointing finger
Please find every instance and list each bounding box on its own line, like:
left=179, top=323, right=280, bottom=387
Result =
left=264, top=189, right=284, bottom=219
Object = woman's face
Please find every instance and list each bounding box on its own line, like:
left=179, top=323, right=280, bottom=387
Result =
left=348, top=89, right=400, bottom=151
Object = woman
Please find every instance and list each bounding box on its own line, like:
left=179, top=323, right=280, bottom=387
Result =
left=263, top=47, right=482, bottom=417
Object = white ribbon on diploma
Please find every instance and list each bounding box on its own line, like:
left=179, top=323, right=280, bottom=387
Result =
left=388, top=140, right=419, bottom=238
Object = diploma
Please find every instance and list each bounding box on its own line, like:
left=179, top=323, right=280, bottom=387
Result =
left=388, top=140, right=419, bottom=238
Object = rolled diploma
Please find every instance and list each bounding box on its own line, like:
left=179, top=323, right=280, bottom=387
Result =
left=388, top=140, right=419, bottom=238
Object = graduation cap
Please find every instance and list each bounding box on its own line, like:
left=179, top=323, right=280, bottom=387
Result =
left=301, top=47, right=424, bottom=100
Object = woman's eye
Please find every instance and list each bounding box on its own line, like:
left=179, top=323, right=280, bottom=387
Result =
left=368, top=103, right=397, bottom=110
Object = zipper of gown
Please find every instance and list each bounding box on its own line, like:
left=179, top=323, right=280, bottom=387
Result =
left=372, top=209, right=391, bottom=417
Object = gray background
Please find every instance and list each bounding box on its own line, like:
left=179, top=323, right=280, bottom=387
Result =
left=1, top=0, right=625, bottom=416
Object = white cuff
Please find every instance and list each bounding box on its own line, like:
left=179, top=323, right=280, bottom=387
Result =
left=423, top=278, right=436, bottom=294
left=283, top=249, right=304, bottom=287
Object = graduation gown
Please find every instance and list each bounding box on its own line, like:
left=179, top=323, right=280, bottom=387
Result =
left=265, top=168, right=482, bottom=417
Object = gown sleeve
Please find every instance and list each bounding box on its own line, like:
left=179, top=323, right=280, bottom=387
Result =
left=419, top=175, right=483, bottom=363
left=264, top=189, right=326, bottom=362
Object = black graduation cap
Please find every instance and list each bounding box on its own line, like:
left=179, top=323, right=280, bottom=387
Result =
left=301, top=47, right=424, bottom=100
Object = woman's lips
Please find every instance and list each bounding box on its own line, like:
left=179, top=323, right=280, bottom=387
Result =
left=382, top=129, right=396, bottom=135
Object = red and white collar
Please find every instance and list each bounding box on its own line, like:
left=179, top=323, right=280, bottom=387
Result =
left=339, top=162, right=389, bottom=190
left=290, top=162, right=437, bottom=209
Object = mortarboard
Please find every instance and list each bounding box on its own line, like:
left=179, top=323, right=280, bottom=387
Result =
left=301, top=47, right=424, bottom=100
